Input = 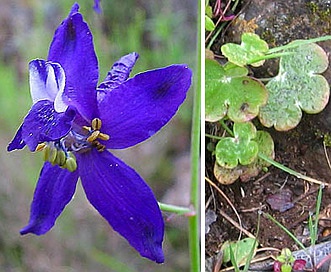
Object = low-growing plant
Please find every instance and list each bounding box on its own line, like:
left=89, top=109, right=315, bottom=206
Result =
left=265, top=185, right=325, bottom=271
left=206, top=33, right=331, bottom=184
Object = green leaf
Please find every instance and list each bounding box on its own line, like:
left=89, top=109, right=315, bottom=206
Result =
left=222, top=238, right=258, bottom=265
left=215, top=122, right=259, bottom=169
left=259, top=42, right=330, bottom=131
left=205, top=15, right=215, bottom=31
left=205, top=2, right=213, bottom=17
left=281, top=264, right=292, bottom=272
left=221, top=33, right=269, bottom=67
left=214, top=130, right=274, bottom=184
left=277, top=248, right=295, bottom=266
left=205, top=59, right=268, bottom=122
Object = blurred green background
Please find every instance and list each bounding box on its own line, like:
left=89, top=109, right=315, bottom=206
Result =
left=0, top=0, right=197, bottom=271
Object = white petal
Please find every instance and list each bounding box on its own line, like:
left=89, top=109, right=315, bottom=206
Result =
left=29, top=60, right=67, bottom=112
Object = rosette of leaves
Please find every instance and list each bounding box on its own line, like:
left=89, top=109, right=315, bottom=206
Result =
left=259, top=42, right=330, bottom=131
left=214, top=127, right=274, bottom=185
left=221, top=33, right=269, bottom=67
left=205, top=59, right=268, bottom=122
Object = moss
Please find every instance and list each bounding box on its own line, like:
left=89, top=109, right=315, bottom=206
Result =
left=315, top=129, right=331, bottom=147
left=324, top=133, right=331, bottom=147
left=306, top=1, right=331, bottom=34
left=260, top=28, right=276, bottom=46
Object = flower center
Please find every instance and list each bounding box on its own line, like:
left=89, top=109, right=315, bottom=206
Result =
left=35, top=118, right=110, bottom=172
left=82, top=117, right=110, bottom=152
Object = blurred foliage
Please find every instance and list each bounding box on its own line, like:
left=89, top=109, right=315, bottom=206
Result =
left=0, top=0, right=197, bottom=271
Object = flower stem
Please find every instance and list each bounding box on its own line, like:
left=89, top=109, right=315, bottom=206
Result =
left=188, top=1, right=201, bottom=271
left=158, top=202, right=193, bottom=215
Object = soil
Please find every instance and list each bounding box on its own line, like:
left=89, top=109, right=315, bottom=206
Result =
left=205, top=0, right=331, bottom=271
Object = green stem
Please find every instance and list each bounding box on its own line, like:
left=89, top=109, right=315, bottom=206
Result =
left=247, top=51, right=294, bottom=65
left=311, top=184, right=324, bottom=246
left=264, top=213, right=306, bottom=250
left=188, top=1, right=201, bottom=271
left=206, top=21, right=226, bottom=50
left=267, top=35, right=331, bottom=54
left=248, top=35, right=331, bottom=66
left=158, top=202, right=193, bottom=215
left=220, top=119, right=234, bottom=136
left=258, top=153, right=325, bottom=185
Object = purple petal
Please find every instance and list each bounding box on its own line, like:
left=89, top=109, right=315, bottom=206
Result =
left=29, top=59, right=67, bottom=112
left=21, top=100, right=76, bottom=151
left=97, top=52, right=139, bottom=101
left=99, top=64, right=192, bottom=149
left=20, top=162, right=79, bottom=235
left=7, top=125, right=26, bottom=151
left=78, top=149, right=164, bottom=263
left=93, top=0, right=102, bottom=14
left=48, top=3, right=99, bottom=121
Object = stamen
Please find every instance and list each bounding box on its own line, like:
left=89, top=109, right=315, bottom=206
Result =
left=37, top=117, right=109, bottom=171
left=98, top=132, right=110, bottom=141
left=35, top=143, right=46, bottom=152
left=82, top=125, right=91, bottom=132
left=87, top=130, right=101, bottom=142
left=92, top=118, right=102, bottom=130
left=94, top=141, right=106, bottom=152
left=84, top=118, right=110, bottom=150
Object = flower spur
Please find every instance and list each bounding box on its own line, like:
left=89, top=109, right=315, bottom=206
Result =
left=7, top=3, right=192, bottom=263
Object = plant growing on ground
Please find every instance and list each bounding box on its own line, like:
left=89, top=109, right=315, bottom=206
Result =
left=265, top=185, right=325, bottom=271
left=273, top=248, right=306, bottom=272
left=206, top=33, right=331, bottom=184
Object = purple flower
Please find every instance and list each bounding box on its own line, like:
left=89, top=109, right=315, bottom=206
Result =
left=7, top=3, right=192, bottom=263
left=93, top=0, right=101, bottom=14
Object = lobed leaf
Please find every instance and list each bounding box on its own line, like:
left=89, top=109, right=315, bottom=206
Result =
left=214, top=130, right=274, bottom=184
left=221, top=33, right=269, bottom=67
left=215, top=122, right=258, bottom=169
left=205, top=59, right=268, bottom=122
left=259, top=42, right=330, bottom=131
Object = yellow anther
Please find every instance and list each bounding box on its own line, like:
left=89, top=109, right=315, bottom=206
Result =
left=98, top=132, right=110, bottom=141
left=92, top=118, right=102, bottom=130
left=87, top=130, right=100, bottom=142
left=35, top=143, right=46, bottom=152
left=83, top=125, right=91, bottom=132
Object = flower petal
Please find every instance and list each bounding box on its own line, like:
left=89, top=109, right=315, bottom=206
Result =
left=7, top=124, right=26, bottom=151
left=47, top=3, right=99, bottom=121
left=99, top=64, right=192, bottom=149
left=78, top=149, right=164, bottom=263
left=21, top=100, right=76, bottom=151
left=93, top=0, right=102, bottom=14
left=29, top=59, right=67, bottom=112
left=97, top=52, right=139, bottom=102
left=20, top=162, right=79, bottom=235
